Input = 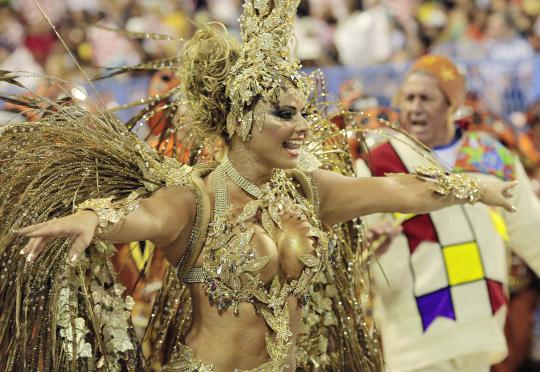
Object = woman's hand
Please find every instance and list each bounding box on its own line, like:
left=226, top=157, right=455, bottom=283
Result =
left=17, top=210, right=99, bottom=263
left=480, top=180, right=518, bottom=213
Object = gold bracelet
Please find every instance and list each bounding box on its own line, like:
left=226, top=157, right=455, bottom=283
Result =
left=413, top=166, right=481, bottom=204
left=76, top=191, right=142, bottom=234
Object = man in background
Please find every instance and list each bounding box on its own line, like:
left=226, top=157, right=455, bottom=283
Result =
left=357, top=55, right=540, bottom=372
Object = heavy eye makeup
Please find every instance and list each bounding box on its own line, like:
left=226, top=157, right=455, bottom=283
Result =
left=273, top=106, right=296, bottom=120
left=273, top=106, right=308, bottom=120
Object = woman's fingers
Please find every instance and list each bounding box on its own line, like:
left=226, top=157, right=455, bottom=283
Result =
left=16, top=212, right=99, bottom=264
left=389, top=224, right=403, bottom=238
left=482, top=180, right=518, bottom=212
left=368, top=219, right=403, bottom=257
left=20, top=236, right=49, bottom=261
left=26, top=220, right=72, bottom=238
left=500, top=181, right=517, bottom=198
left=22, top=232, right=94, bottom=263
left=18, top=214, right=82, bottom=238
left=502, top=189, right=513, bottom=198
left=503, top=200, right=516, bottom=213
left=18, top=215, right=94, bottom=262
left=372, top=220, right=402, bottom=237
left=499, top=181, right=517, bottom=212
left=22, top=233, right=93, bottom=263
left=34, top=238, right=50, bottom=259
left=21, top=237, right=40, bottom=260
left=493, top=187, right=516, bottom=213
left=17, top=221, right=54, bottom=238
left=68, top=233, right=93, bottom=263
left=27, top=237, right=50, bottom=261
left=505, top=180, right=518, bottom=190
left=16, top=220, right=53, bottom=235
left=500, top=197, right=517, bottom=213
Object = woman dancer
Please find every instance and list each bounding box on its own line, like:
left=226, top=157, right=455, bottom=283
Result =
left=2, top=1, right=515, bottom=371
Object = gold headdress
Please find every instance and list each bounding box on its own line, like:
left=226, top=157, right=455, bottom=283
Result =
left=225, top=0, right=308, bottom=140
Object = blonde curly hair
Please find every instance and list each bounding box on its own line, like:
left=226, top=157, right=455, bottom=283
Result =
left=179, top=23, right=240, bottom=141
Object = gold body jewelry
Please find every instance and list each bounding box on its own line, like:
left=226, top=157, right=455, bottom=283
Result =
left=76, top=191, right=142, bottom=234
left=414, top=166, right=482, bottom=203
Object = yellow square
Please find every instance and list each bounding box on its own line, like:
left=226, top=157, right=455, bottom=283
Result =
left=443, top=242, right=484, bottom=286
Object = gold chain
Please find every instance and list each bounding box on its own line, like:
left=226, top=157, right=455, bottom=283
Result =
left=211, top=164, right=229, bottom=234
left=221, top=156, right=263, bottom=199
left=212, top=156, right=267, bottom=234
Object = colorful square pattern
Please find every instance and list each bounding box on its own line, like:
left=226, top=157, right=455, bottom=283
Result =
left=414, top=241, right=487, bottom=331
left=375, top=141, right=508, bottom=333
left=443, top=242, right=485, bottom=286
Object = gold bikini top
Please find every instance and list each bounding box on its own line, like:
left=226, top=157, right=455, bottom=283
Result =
left=179, top=159, right=328, bottom=371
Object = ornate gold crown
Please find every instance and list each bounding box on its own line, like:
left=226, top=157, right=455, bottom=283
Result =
left=225, top=0, right=308, bottom=140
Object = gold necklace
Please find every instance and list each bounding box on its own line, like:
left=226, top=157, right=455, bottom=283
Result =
left=221, top=156, right=263, bottom=199
left=212, top=156, right=266, bottom=234
left=211, top=164, right=229, bottom=235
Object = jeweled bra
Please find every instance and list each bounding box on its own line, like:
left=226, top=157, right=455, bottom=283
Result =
left=183, top=158, right=328, bottom=371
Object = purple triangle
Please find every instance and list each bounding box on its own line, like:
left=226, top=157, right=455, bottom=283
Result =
left=416, top=287, right=456, bottom=331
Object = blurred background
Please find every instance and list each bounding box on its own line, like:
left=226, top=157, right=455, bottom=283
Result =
left=2, top=0, right=540, bottom=368
left=2, top=0, right=540, bottom=158
left=2, top=0, right=540, bottom=132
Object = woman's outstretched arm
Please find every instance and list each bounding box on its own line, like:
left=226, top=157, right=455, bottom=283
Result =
left=313, top=169, right=516, bottom=226
left=18, top=185, right=196, bottom=264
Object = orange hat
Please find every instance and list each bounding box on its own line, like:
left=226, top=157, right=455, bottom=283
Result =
left=401, top=55, right=466, bottom=109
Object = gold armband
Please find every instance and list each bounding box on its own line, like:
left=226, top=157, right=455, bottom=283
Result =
left=76, top=191, right=142, bottom=234
left=414, top=166, right=481, bottom=204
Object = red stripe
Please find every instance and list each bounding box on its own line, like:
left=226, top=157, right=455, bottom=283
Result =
left=369, top=142, right=409, bottom=176
left=370, top=142, right=439, bottom=253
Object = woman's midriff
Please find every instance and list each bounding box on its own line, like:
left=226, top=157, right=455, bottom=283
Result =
left=185, top=285, right=302, bottom=371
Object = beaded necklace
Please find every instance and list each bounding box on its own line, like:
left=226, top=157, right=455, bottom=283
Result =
left=222, top=156, right=263, bottom=198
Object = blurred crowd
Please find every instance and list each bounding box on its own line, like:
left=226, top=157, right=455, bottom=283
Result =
left=323, top=0, right=540, bottom=67
left=0, top=0, right=203, bottom=87
left=2, top=0, right=540, bottom=75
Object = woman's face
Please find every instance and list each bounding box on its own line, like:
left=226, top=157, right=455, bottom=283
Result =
left=243, top=87, right=309, bottom=170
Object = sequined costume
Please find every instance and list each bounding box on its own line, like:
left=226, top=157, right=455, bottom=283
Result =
left=0, top=3, right=487, bottom=372
left=0, top=104, right=379, bottom=371
left=161, top=160, right=325, bottom=370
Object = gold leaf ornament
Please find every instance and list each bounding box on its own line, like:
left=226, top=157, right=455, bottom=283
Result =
left=235, top=199, right=262, bottom=223
left=297, top=253, right=320, bottom=268
left=243, top=255, right=271, bottom=273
